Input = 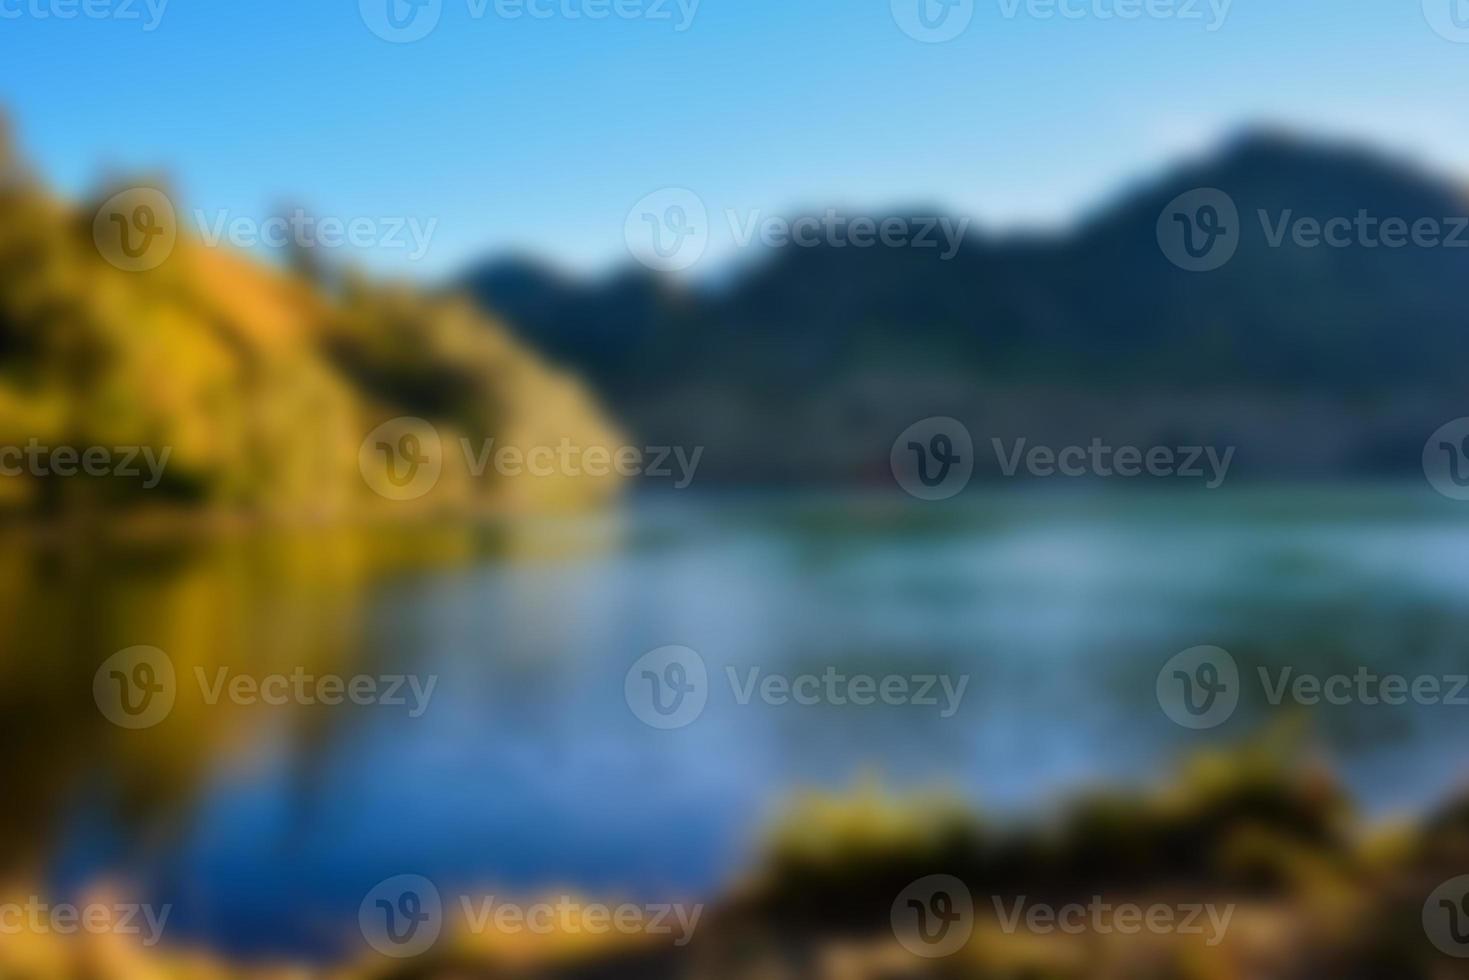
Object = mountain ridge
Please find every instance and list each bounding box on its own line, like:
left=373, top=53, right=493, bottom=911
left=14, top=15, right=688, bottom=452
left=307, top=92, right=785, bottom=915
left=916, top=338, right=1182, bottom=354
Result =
left=460, top=128, right=1469, bottom=482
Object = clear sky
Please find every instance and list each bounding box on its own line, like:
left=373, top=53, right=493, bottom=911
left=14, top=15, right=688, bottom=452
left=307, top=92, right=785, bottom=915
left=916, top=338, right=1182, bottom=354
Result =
left=3, top=0, right=1468, bottom=277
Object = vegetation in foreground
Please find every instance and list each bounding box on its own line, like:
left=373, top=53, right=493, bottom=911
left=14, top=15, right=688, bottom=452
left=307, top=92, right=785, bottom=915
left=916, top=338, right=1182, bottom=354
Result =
left=4, top=732, right=1469, bottom=979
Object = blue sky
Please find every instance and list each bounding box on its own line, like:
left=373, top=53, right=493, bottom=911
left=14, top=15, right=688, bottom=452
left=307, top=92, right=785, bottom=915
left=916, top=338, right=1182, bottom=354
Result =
left=3, top=0, right=1468, bottom=277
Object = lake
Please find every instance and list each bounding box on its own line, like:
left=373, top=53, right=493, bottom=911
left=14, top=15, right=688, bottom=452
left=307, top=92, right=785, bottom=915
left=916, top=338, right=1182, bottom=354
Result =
left=12, top=486, right=1469, bottom=960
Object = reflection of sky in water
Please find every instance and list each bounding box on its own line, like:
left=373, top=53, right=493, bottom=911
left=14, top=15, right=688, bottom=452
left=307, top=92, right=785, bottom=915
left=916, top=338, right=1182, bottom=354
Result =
left=53, top=489, right=1469, bottom=960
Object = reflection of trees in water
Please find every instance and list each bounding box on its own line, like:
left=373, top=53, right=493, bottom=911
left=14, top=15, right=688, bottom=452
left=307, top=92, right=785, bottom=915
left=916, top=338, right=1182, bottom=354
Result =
left=0, top=520, right=585, bottom=878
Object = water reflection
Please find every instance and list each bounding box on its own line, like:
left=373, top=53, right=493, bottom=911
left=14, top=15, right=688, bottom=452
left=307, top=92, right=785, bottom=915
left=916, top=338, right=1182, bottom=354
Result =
left=4, top=488, right=1469, bottom=959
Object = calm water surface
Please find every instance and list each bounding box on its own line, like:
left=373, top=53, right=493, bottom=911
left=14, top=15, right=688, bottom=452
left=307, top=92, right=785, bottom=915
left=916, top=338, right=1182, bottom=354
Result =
left=14, top=487, right=1469, bottom=958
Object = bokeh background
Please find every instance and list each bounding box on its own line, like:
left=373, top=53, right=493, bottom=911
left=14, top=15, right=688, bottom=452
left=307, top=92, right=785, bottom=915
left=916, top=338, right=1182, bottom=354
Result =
left=3, top=1, right=1469, bottom=977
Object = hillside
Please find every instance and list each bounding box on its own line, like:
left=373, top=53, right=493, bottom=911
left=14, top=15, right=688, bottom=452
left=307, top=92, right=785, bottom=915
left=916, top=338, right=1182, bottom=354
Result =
left=0, top=127, right=623, bottom=521
left=463, top=130, right=1469, bottom=482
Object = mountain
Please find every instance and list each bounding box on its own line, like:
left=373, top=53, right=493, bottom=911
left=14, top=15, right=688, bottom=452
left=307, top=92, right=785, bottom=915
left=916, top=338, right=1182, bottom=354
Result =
left=0, top=124, right=622, bottom=521
left=460, top=130, right=1469, bottom=482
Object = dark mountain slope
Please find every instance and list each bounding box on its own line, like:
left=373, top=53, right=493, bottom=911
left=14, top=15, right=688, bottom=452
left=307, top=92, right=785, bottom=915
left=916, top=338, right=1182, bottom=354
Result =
left=462, top=130, right=1469, bottom=481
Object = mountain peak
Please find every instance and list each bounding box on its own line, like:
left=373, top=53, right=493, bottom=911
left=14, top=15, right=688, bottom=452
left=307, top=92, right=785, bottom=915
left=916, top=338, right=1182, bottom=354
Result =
left=1202, top=125, right=1462, bottom=197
